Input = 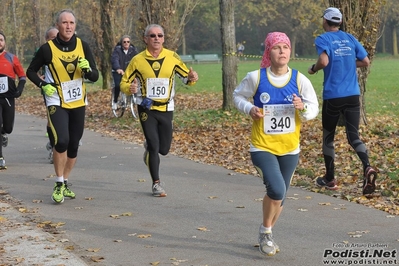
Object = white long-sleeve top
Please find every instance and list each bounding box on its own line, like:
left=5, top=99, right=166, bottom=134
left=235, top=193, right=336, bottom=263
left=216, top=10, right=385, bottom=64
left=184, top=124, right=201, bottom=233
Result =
left=233, top=67, right=319, bottom=154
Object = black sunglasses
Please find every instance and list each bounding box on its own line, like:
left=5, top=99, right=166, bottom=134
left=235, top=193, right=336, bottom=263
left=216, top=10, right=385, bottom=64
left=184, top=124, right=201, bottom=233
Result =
left=147, top=34, right=164, bottom=38
left=123, top=40, right=130, bottom=43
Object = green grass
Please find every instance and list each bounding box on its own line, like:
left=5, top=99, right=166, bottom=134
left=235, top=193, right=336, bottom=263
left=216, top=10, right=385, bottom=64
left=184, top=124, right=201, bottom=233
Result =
left=24, top=57, right=399, bottom=116
left=180, top=57, right=399, bottom=116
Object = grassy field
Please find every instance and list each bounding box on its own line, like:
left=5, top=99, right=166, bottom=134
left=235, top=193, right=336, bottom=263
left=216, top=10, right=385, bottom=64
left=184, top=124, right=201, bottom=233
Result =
left=181, top=57, right=399, bottom=115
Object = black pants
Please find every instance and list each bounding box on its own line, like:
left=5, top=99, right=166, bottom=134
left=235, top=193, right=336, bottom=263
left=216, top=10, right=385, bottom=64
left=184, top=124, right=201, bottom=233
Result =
left=48, top=105, right=85, bottom=158
left=322, top=96, right=370, bottom=180
left=0, top=97, right=15, bottom=157
left=138, top=105, right=173, bottom=183
left=112, top=72, right=122, bottom=103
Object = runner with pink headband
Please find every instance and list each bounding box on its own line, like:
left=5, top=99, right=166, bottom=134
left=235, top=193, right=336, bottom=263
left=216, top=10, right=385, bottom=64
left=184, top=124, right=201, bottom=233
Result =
left=234, top=31, right=318, bottom=257
left=260, top=32, right=291, bottom=68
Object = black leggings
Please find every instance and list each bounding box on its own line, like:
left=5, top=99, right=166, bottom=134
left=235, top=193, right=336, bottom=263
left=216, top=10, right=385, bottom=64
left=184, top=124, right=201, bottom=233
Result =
left=48, top=105, right=85, bottom=158
left=112, top=72, right=122, bottom=103
left=0, top=97, right=15, bottom=156
left=322, top=96, right=370, bottom=180
left=138, top=105, right=173, bottom=183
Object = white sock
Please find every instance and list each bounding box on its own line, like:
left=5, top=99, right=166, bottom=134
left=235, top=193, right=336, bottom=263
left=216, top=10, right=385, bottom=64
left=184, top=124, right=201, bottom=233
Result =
left=55, top=176, right=64, bottom=183
left=260, top=224, right=272, bottom=233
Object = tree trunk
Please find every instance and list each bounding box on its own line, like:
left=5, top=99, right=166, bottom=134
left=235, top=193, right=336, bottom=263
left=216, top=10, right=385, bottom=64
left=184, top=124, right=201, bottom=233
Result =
left=219, top=0, right=237, bottom=111
left=290, top=33, right=297, bottom=58
left=99, top=0, right=113, bottom=90
left=182, top=33, right=187, bottom=55
left=32, top=0, right=41, bottom=50
left=393, top=25, right=398, bottom=56
left=382, top=29, right=386, bottom=54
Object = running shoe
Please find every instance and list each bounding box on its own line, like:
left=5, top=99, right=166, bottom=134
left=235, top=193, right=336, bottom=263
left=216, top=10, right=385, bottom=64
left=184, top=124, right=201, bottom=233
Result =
left=258, top=231, right=277, bottom=256
left=51, top=182, right=65, bottom=203
left=315, top=176, right=338, bottom=190
left=2, top=134, right=8, bottom=147
left=143, top=141, right=148, bottom=166
left=112, top=102, right=118, bottom=110
left=63, top=182, right=76, bottom=198
left=0, top=157, right=6, bottom=170
left=363, top=166, right=377, bottom=195
left=152, top=182, right=166, bottom=197
left=46, top=142, right=53, bottom=164
left=46, top=141, right=52, bottom=151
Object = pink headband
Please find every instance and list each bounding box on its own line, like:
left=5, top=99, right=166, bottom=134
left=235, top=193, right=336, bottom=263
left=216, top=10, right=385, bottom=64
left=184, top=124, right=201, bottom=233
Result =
left=260, top=32, right=291, bottom=68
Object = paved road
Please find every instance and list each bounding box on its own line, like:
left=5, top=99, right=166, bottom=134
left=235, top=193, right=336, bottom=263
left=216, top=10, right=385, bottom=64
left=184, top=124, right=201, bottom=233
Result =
left=0, top=114, right=398, bottom=266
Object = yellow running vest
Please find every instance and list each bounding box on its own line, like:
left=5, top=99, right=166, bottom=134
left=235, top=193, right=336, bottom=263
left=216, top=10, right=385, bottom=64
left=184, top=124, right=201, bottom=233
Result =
left=47, top=39, right=87, bottom=109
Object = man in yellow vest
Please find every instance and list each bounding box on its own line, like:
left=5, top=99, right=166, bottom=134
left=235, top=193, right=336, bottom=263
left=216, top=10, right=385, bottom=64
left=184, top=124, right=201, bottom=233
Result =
left=27, top=9, right=99, bottom=203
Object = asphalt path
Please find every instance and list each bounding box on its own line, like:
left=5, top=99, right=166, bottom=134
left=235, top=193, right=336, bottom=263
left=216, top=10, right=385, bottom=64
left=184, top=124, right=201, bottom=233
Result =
left=0, top=114, right=398, bottom=266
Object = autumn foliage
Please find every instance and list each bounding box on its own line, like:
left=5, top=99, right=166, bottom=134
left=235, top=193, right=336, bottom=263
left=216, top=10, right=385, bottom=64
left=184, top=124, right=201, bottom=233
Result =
left=16, top=88, right=399, bottom=215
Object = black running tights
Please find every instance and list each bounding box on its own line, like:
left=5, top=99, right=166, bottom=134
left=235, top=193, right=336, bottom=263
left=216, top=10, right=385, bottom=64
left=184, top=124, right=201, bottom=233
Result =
left=322, top=96, right=370, bottom=180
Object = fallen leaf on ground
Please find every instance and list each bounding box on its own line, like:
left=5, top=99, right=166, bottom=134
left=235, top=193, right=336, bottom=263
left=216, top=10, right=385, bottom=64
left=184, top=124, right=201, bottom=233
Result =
left=137, top=234, right=151, bottom=238
left=90, top=256, right=105, bottom=262
left=87, top=248, right=101, bottom=252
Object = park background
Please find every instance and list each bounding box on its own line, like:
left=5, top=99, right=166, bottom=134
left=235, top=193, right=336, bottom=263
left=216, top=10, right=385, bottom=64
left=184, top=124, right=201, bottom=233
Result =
left=1, top=1, right=399, bottom=67
left=0, top=0, right=398, bottom=215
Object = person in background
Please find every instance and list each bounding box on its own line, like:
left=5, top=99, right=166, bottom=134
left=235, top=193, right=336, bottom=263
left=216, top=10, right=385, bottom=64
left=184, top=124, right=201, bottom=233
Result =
left=111, top=35, right=138, bottom=110
left=120, top=24, right=198, bottom=197
left=234, top=32, right=319, bottom=256
left=0, top=31, right=26, bottom=170
left=237, top=42, right=245, bottom=56
left=260, top=42, right=265, bottom=55
left=308, top=7, right=377, bottom=195
left=40, top=27, right=59, bottom=164
left=26, top=9, right=99, bottom=203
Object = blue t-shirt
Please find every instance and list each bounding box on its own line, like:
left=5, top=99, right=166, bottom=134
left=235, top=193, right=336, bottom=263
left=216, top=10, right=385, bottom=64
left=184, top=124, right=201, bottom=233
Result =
left=315, top=30, right=368, bottom=100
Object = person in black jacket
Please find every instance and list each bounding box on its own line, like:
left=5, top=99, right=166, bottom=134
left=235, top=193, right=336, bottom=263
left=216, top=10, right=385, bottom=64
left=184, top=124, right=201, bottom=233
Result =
left=111, top=35, right=138, bottom=110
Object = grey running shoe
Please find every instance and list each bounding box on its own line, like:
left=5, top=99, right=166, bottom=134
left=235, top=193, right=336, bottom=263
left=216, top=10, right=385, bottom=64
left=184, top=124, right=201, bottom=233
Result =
left=0, top=157, right=6, bottom=170
left=46, top=142, right=53, bottom=164
left=315, top=176, right=338, bottom=190
left=258, top=231, right=276, bottom=256
left=363, top=166, right=377, bottom=195
left=46, top=141, right=52, bottom=151
left=152, top=182, right=166, bottom=197
left=2, top=134, right=8, bottom=147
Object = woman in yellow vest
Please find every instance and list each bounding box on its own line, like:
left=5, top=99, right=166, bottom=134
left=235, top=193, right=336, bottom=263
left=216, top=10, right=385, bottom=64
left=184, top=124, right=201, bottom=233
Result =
left=234, top=32, right=319, bottom=256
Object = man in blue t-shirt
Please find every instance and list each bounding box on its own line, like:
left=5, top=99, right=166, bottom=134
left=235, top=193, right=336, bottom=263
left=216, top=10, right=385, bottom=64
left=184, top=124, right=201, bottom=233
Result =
left=308, top=7, right=377, bottom=195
